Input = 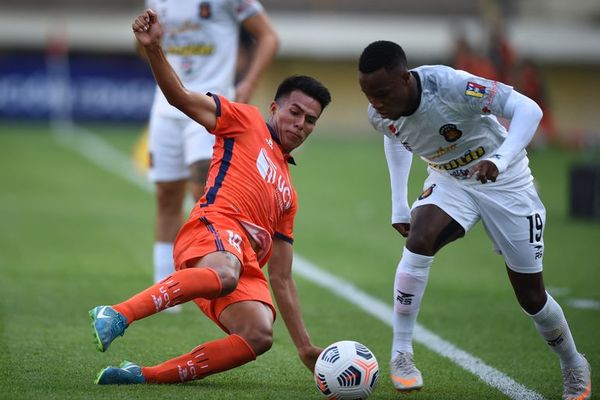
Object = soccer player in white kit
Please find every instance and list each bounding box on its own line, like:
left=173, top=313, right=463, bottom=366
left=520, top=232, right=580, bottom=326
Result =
left=358, top=41, right=591, bottom=400
left=145, top=0, right=279, bottom=287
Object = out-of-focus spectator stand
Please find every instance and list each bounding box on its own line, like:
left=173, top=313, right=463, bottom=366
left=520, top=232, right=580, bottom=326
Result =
left=1, top=0, right=600, bottom=144
left=451, top=0, right=558, bottom=151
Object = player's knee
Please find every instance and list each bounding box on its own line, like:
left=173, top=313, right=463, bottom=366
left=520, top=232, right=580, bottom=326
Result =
left=216, top=269, right=239, bottom=296
left=156, top=184, right=185, bottom=215
left=240, top=326, right=273, bottom=356
left=405, top=235, right=435, bottom=256
left=519, top=290, right=547, bottom=315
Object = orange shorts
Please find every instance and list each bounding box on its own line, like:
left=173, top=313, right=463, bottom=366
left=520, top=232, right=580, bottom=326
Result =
left=173, top=210, right=276, bottom=333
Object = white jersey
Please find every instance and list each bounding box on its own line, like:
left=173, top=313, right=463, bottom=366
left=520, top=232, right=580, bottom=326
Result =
left=368, top=65, right=530, bottom=186
left=147, top=0, right=263, bottom=118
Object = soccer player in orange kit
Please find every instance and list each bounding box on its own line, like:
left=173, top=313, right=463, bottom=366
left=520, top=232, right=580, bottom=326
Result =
left=88, top=9, right=331, bottom=385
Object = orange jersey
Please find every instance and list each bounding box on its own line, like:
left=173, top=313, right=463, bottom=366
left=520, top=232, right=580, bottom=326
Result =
left=190, top=94, right=297, bottom=263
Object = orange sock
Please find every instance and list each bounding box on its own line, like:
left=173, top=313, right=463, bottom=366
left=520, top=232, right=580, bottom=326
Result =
left=141, top=334, right=256, bottom=383
left=113, top=267, right=222, bottom=323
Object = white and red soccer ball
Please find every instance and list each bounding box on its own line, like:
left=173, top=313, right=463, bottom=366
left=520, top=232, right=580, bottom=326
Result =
left=314, top=340, right=379, bottom=399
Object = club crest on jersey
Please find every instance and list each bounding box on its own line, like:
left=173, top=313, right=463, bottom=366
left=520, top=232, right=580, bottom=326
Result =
left=465, top=81, right=486, bottom=98
left=418, top=184, right=436, bottom=200
left=439, top=124, right=463, bottom=142
left=387, top=124, right=397, bottom=135
left=199, top=2, right=212, bottom=19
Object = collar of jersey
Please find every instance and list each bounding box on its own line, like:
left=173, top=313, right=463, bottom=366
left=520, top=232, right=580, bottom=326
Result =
left=266, top=123, right=296, bottom=165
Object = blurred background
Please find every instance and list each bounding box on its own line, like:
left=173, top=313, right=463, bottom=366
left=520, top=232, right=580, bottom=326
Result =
left=2, top=0, right=600, bottom=147
left=3, top=0, right=600, bottom=218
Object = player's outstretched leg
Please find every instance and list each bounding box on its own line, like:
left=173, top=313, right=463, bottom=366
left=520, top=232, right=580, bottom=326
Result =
left=390, top=352, right=423, bottom=392
left=89, top=306, right=129, bottom=352
left=94, top=334, right=256, bottom=385
left=562, top=354, right=592, bottom=400
left=96, top=361, right=145, bottom=385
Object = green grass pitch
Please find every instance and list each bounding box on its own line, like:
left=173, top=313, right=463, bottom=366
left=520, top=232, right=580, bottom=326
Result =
left=0, top=122, right=597, bottom=399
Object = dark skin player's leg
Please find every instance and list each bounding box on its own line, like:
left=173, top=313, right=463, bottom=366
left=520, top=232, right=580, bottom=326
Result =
left=506, top=268, right=547, bottom=314
left=405, top=204, right=465, bottom=256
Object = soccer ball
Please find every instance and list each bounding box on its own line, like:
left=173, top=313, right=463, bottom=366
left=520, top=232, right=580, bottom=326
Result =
left=314, top=341, right=379, bottom=399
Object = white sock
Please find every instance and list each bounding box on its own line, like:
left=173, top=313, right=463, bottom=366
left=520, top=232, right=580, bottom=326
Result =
left=391, top=247, right=433, bottom=359
left=527, top=293, right=582, bottom=368
left=153, top=242, right=175, bottom=283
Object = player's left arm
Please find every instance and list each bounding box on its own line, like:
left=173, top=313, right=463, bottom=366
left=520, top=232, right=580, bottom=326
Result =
left=268, top=237, right=322, bottom=372
left=235, top=12, right=280, bottom=103
left=469, top=90, right=543, bottom=183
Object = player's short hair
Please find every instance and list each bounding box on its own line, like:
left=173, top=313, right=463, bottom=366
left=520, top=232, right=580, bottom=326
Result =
left=358, top=41, right=407, bottom=74
left=274, top=75, right=332, bottom=111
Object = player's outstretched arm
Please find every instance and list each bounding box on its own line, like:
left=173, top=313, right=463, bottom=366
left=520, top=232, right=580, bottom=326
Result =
left=268, top=238, right=322, bottom=372
left=235, top=11, right=279, bottom=103
left=132, top=9, right=217, bottom=130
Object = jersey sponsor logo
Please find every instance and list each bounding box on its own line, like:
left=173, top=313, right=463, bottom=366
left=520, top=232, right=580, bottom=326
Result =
left=449, top=169, right=470, bottom=179
left=439, top=124, right=463, bottom=142
left=199, top=2, right=212, bottom=19
left=418, top=184, right=436, bottom=200
left=465, top=81, right=486, bottom=98
left=165, top=44, right=215, bottom=56
left=257, top=148, right=278, bottom=183
left=429, top=146, right=486, bottom=171
left=428, top=144, right=457, bottom=160
left=256, top=148, right=292, bottom=210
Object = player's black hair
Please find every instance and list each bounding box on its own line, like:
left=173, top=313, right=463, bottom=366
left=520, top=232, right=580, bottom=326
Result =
left=358, top=40, right=408, bottom=74
left=274, top=75, right=332, bottom=111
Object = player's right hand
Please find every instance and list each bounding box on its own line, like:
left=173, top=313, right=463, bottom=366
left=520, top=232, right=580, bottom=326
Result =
left=298, top=344, right=323, bottom=373
left=392, top=222, right=410, bottom=238
left=132, top=9, right=163, bottom=47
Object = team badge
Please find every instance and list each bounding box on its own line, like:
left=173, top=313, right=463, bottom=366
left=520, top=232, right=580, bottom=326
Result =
left=388, top=124, right=397, bottom=135
left=465, top=81, right=486, bottom=98
left=418, top=184, right=436, bottom=200
left=439, top=124, right=462, bottom=142
left=199, top=2, right=212, bottom=19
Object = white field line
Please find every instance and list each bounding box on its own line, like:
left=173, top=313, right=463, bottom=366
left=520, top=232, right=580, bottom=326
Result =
left=53, top=126, right=546, bottom=400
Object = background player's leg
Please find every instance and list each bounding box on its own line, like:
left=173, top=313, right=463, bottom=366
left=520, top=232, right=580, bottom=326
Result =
left=188, top=159, right=211, bottom=202
left=154, top=180, right=186, bottom=283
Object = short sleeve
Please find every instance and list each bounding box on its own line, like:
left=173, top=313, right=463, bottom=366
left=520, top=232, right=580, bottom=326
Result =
left=450, top=70, right=513, bottom=116
left=367, top=104, right=397, bottom=139
left=274, top=192, right=297, bottom=244
left=209, top=94, right=260, bottom=138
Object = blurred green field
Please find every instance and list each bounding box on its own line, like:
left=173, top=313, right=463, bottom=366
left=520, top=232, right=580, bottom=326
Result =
left=0, top=122, right=597, bottom=400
